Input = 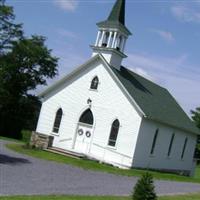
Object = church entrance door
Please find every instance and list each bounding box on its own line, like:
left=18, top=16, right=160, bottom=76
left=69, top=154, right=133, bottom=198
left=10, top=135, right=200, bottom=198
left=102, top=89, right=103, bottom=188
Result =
left=74, top=109, right=94, bottom=154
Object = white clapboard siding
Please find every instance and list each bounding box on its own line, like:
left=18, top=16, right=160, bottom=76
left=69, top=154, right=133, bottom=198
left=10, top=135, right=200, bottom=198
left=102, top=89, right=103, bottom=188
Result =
left=133, top=118, right=197, bottom=173
left=36, top=58, right=142, bottom=168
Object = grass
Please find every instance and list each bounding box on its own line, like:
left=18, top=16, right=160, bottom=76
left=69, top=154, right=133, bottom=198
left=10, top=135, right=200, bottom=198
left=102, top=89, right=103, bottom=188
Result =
left=160, top=193, right=200, bottom=200
left=0, top=136, right=23, bottom=143
left=0, top=194, right=200, bottom=200
left=6, top=143, right=200, bottom=183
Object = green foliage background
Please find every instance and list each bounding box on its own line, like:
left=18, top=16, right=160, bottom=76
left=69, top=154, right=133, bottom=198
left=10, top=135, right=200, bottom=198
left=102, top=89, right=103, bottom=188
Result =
left=0, top=0, right=58, bottom=138
left=191, top=107, right=200, bottom=161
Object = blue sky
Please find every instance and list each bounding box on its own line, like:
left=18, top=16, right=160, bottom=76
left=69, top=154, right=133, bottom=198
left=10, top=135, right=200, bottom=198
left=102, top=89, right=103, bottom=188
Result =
left=7, top=0, right=200, bottom=115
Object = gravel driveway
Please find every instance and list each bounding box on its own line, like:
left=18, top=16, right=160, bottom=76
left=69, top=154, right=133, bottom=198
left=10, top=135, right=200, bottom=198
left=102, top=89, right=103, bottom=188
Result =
left=0, top=140, right=200, bottom=196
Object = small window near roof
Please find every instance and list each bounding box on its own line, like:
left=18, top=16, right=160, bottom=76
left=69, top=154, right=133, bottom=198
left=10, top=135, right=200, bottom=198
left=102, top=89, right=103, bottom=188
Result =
left=90, top=76, right=99, bottom=90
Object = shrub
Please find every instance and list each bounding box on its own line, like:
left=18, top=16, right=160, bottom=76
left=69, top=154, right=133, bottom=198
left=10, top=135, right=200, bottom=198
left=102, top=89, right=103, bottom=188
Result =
left=132, top=172, right=157, bottom=200
left=21, top=129, right=32, bottom=144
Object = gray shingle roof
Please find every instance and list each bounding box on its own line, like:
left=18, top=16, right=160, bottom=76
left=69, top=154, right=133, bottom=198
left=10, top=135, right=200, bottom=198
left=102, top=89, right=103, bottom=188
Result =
left=110, top=66, right=199, bottom=135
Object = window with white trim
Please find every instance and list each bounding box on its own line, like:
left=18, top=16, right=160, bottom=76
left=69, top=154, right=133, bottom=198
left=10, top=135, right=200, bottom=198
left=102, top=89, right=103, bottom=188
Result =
left=181, top=137, right=188, bottom=159
left=167, top=133, right=175, bottom=157
left=52, top=108, right=63, bottom=133
left=90, top=76, right=99, bottom=90
left=150, top=129, right=159, bottom=155
left=108, top=119, right=120, bottom=147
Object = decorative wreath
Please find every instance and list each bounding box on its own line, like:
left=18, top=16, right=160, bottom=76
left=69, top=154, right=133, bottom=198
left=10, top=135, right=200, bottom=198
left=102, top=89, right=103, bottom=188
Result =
left=85, top=131, right=91, bottom=138
left=78, top=129, right=84, bottom=136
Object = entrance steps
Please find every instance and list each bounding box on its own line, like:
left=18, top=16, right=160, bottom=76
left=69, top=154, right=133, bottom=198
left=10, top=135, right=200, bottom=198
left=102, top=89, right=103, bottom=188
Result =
left=46, top=147, right=86, bottom=159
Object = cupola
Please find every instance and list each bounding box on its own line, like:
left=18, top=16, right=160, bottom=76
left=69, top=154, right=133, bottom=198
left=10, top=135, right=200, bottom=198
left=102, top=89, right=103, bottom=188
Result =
left=91, top=0, right=132, bottom=70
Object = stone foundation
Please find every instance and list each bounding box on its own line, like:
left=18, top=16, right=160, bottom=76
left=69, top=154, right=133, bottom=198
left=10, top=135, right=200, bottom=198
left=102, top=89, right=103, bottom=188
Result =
left=30, top=131, right=54, bottom=149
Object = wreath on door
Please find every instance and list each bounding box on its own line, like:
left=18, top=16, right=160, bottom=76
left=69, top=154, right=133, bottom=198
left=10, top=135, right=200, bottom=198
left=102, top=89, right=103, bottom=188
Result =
left=78, top=129, right=84, bottom=136
left=85, top=131, right=91, bottom=138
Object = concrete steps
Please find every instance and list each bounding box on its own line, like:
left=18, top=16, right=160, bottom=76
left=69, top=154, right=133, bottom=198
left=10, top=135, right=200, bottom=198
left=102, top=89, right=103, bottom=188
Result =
left=45, top=147, right=86, bottom=159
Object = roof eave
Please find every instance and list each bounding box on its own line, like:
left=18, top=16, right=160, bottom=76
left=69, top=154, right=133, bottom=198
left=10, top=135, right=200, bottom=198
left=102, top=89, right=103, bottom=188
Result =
left=38, top=54, right=101, bottom=98
left=145, top=116, right=200, bottom=135
left=97, top=21, right=132, bottom=36
left=98, top=54, right=146, bottom=118
left=91, top=45, right=127, bottom=58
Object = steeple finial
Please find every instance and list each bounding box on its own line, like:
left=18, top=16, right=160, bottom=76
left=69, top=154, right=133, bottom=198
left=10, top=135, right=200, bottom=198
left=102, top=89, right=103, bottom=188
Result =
left=108, top=0, right=125, bottom=25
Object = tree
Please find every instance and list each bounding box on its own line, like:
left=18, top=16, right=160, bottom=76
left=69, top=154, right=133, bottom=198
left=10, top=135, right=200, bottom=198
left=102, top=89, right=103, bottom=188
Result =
left=191, top=107, right=200, bottom=160
left=0, top=0, right=23, bottom=54
left=191, top=107, right=200, bottom=129
left=0, top=1, right=58, bottom=138
left=132, top=173, right=157, bottom=200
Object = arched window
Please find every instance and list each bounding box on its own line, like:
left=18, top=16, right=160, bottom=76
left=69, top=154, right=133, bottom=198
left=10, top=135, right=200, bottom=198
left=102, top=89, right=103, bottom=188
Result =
left=181, top=137, right=188, bottom=159
left=167, top=133, right=175, bottom=157
left=150, top=128, right=159, bottom=155
left=108, top=119, right=120, bottom=147
left=79, top=109, right=94, bottom=125
left=52, top=108, right=63, bottom=133
left=90, top=76, right=99, bottom=90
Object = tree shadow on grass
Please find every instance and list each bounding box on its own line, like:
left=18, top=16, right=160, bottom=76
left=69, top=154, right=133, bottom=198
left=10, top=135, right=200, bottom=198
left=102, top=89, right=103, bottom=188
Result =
left=0, top=154, right=31, bottom=165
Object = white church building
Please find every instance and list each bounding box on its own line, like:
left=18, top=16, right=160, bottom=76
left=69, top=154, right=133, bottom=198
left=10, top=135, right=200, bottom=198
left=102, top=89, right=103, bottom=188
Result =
left=35, top=0, right=199, bottom=176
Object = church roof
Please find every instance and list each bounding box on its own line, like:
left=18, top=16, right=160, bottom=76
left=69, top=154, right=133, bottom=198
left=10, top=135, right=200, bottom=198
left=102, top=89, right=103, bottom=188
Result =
left=110, top=66, right=199, bottom=135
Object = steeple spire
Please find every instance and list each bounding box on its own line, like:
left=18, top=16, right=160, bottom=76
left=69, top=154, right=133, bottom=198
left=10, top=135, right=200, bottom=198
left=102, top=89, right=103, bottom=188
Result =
left=108, top=0, right=125, bottom=25
left=91, top=0, right=132, bottom=70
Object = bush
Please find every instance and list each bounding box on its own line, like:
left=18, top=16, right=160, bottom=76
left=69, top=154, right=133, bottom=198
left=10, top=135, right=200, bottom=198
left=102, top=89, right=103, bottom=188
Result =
left=132, top=172, right=157, bottom=200
left=21, top=130, right=32, bottom=144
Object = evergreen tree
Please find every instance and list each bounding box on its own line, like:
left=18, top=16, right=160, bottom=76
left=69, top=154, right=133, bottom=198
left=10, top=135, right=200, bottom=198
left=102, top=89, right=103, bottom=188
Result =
left=132, top=173, right=157, bottom=200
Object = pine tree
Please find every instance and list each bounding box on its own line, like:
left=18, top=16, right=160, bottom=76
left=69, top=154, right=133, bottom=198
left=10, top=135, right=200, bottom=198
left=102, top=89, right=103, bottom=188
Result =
left=132, top=173, right=157, bottom=200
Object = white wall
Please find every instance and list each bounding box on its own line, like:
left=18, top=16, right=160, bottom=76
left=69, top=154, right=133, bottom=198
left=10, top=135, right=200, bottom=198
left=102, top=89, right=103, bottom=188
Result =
left=92, top=51, right=122, bottom=70
left=133, top=118, right=197, bottom=174
left=36, top=58, right=142, bottom=168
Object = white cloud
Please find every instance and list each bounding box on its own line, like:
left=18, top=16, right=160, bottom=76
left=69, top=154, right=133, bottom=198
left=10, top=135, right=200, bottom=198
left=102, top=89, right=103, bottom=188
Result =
left=126, top=66, right=154, bottom=82
left=150, top=29, right=175, bottom=42
left=171, top=5, right=200, bottom=23
left=124, top=52, right=200, bottom=114
left=134, top=67, right=154, bottom=81
left=53, top=0, right=79, bottom=11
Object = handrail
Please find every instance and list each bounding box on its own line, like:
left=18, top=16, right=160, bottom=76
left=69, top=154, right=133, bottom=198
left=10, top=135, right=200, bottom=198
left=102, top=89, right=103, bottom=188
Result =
left=93, top=143, right=132, bottom=159
left=59, top=138, right=72, bottom=142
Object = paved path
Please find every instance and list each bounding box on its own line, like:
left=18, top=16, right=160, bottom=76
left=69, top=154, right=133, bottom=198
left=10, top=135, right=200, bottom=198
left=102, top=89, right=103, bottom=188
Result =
left=0, top=140, right=200, bottom=196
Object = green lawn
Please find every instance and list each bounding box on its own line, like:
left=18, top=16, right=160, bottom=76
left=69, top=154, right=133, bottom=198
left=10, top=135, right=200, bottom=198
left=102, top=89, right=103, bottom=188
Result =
left=0, top=136, right=23, bottom=143
left=0, top=194, right=200, bottom=200
left=6, top=143, right=200, bottom=183
left=160, top=193, right=200, bottom=200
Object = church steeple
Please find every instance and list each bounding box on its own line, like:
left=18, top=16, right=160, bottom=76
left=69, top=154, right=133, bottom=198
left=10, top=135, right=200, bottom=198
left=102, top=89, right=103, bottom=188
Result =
left=91, top=0, right=132, bottom=70
left=107, top=0, right=125, bottom=25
